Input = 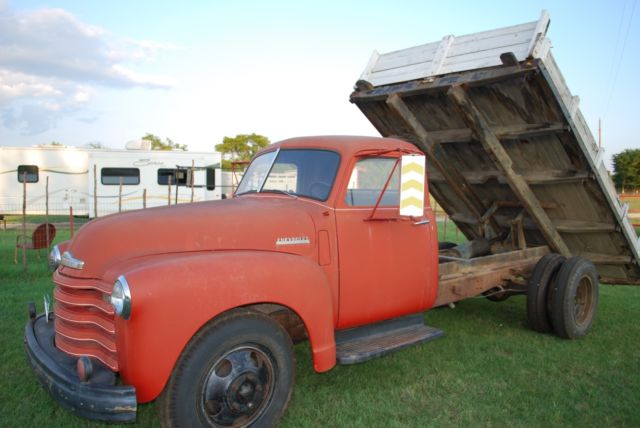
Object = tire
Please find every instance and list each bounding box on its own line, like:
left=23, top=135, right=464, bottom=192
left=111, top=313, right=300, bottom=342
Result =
left=549, top=257, right=599, bottom=339
left=526, top=253, right=565, bottom=333
left=160, top=308, right=295, bottom=428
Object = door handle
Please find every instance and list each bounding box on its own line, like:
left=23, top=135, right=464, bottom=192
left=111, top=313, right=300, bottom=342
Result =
left=413, top=219, right=430, bottom=226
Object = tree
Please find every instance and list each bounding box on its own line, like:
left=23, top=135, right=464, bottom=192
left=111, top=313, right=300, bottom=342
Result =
left=215, top=133, right=270, bottom=169
left=612, top=149, right=640, bottom=193
left=142, top=133, right=187, bottom=151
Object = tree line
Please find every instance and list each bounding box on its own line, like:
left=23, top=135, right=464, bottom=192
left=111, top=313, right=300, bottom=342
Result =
left=613, top=148, right=640, bottom=193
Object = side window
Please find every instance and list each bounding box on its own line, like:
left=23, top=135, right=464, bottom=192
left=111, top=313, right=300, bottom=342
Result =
left=17, top=165, right=39, bottom=183
left=158, top=168, right=188, bottom=186
left=101, top=168, right=140, bottom=185
left=345, top=157, right=400, bottom=206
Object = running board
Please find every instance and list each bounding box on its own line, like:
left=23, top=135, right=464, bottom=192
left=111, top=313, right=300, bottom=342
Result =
left=335, top=313, right=444, bottom=365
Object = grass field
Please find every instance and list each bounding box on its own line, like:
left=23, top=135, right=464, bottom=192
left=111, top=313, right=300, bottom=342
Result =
left=1, top=226, right=639, bottom=427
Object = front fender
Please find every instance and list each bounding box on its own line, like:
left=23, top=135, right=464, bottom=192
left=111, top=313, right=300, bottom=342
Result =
left=114, top=251, right=337, bottom=403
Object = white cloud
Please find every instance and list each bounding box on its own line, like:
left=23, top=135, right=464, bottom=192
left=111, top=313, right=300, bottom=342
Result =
left=0, top=5, right=175, bottom=135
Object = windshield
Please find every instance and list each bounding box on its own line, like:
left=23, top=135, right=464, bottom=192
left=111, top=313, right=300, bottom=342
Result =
left=236, top=149, right=340, bottom=201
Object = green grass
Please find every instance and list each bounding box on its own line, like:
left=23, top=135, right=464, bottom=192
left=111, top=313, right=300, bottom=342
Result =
left=1, top=229, right=639, bottom=427
left=620, top=194, right=640, bottom=212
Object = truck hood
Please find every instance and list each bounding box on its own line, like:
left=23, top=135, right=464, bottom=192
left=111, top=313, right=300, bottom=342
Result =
left=62, top=196, right=319, bottom=278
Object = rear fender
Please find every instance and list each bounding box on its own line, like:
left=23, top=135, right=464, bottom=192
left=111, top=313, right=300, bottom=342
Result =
left=113, top=251, right=336, bottom=402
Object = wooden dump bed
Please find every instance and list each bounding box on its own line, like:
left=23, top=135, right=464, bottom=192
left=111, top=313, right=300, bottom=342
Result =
left=350, top=11, right=640, bottom=284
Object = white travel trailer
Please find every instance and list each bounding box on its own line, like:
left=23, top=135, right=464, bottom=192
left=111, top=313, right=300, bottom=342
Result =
left=0, top=145, right=222, bottom=217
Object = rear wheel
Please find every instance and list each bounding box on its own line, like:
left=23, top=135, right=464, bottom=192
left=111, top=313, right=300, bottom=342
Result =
left=526, top=254, right=565, bottom=333
left=160, top=309, right=295, bottom=427
left=550, top=257, right=599, bottom=339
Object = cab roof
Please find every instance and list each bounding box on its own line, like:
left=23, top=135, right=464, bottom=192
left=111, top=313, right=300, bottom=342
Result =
left=269, top=135, right=421, bottom=159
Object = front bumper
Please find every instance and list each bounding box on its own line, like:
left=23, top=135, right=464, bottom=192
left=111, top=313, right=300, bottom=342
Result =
left=24, top=313, right=137, bottom=423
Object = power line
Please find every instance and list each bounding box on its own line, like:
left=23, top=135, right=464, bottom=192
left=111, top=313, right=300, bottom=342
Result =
left=604, top=0, right=638, bottom=117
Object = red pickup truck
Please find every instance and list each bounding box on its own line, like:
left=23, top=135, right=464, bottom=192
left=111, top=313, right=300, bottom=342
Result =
left=26, top=135, right=600, bottom=426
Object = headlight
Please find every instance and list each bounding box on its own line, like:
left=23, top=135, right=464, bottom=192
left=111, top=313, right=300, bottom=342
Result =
left=48, top=245, right=62, bottom=271
left=110, top=275, right=132, bottom=320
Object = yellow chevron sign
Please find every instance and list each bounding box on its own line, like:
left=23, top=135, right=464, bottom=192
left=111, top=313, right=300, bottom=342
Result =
left=400, top=155, right=425, bottom=217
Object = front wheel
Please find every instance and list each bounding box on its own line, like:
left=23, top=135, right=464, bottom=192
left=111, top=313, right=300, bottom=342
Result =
left=160, top=309, right=295, bottom=428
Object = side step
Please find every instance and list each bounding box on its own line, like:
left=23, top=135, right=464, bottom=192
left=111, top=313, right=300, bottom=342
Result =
left=335, top=313, right=444, bottom=364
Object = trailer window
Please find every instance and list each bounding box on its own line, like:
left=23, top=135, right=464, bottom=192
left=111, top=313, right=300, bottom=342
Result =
left=345, top=158, right=400, bottom=206
left=206, top=168, right=216, bottom=190
left=158, top=169, right=188, bottom=186
left=101, top=168, right=140, bottom=185
left=17, top=165, right=39, bottom=183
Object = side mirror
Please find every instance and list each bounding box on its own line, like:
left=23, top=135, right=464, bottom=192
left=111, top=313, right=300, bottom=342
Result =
left=399, top=155, right=425, bottom=217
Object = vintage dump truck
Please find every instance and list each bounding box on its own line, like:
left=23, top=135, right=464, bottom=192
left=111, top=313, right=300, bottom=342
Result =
left=24, top=12, right=639, bottom=427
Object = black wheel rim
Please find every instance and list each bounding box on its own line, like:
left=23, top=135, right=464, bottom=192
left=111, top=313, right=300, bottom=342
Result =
left=200, top=345, right=275, bottom=427
left=574, top=276, right=594, bottom=326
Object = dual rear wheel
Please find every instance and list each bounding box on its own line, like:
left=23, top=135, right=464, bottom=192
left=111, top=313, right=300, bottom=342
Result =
left=527, top=255, right=599, bottom=339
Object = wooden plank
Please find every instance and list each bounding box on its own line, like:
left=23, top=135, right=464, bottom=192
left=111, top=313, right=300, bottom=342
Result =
left=368, top=20, right=538, bottom=87
left=553, top=220, right=616, bottom=233
left=578, top=252, right=633, bottom=265
left=429, top=169, right=589, bottom=185
left=436, top=246, right=549, bottom=306
left=426, top=122, right=567, bottom=144
left=447, top=85, right=571, bottom=256
left=385, top=93, right=500, bottom=237
left=350, top=60, right=539, bottom=103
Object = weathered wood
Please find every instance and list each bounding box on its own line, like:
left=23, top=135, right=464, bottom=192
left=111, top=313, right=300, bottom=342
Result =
left=427, top=122, right=567, bottom=144
left=436, top=246, right=549, bottom=306
left=447, top=85, right=571, bottom=256
left=578, top=252, right=633, bottom=265
left=385, top=93, right=500, bottom=237
left=429, top=169, right=589, bottom=185
left=350, top=60, right=539, bottom=103
left=553, top=220, right=616, bottom=233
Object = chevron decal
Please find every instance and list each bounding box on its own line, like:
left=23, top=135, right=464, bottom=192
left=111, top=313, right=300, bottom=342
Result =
left=400, top=155, right=425, bottom=217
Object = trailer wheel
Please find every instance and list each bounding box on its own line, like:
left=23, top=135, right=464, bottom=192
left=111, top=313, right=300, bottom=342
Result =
left=526, top=253, right=565, bottom=333
left=160, top=308, right=295, bottom=428
left=550, top=257, right=599, bottom=339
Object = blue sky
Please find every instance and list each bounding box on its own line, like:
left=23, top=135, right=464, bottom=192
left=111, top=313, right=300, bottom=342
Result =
left=0, top=0, right=638, bottom=167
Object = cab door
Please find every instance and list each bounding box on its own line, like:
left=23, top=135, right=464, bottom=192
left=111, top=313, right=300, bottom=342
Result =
left=335, top=156, right=436, bottom=329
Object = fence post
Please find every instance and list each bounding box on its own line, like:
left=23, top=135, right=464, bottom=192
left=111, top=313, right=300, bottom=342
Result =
left=175, top=173, right=179, bottom=205
left=70, top=206, right=74, bottom=238
left=118, top=176, right=123, bottom=213
left=167, top=176, right=172, bottom=206
left=190, top=160, right=195, bottom=203
left=93, top=165, right=98, bottom=218
left=22, top=171, right=27, bottom=272
left=45, top=176, right=50, bottom=250
left=143, top=189, right=147, bottom=209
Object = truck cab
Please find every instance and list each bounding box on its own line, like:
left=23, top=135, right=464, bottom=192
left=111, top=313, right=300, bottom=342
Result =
left=25, top=136, right=440, bottom=426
